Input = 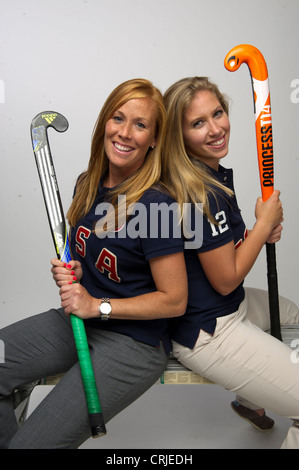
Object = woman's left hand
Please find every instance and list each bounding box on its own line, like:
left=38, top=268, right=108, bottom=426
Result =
left=266, top=224, right=283, bottom=244
left=51, top=258, right=83, bottom=287
left=59, top=282, right=98, bottom=319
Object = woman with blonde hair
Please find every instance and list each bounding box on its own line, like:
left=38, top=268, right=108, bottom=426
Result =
left=0, top=78, right=187, bottom=448
left=163, top=76, right=299, bottom=448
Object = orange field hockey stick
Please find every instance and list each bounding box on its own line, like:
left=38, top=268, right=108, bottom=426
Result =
left=224, top=44, right=282, bottom=340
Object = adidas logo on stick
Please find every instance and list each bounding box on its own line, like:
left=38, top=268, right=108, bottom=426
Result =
left=42, top=113, right=58, bottom=124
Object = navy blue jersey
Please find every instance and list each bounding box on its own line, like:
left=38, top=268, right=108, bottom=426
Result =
left=70, top=181, right=184, bottom=355
left=171, top=165, right=247, bottom=349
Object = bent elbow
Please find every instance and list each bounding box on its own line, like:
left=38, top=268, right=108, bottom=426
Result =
left=173, top=295, right=188, bottom=317
left=173, top=307, right=186, bottom=318
left=214, top=281, right=240, bottom=296
left=164, top=293, right=187, bottom=318
left=211, top=280, right=236, bottom=296
left=217, top=287, right=234, bottom=296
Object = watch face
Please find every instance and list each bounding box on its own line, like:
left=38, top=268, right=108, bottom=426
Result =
left=101, top=302, right=111, bottom=314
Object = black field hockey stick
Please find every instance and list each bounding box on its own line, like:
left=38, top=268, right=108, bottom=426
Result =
left=225, top=44, right=282, bottom=340
left=30, top=111, right=107, bottom=436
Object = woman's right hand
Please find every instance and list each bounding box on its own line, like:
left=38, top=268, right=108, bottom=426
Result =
left=255, top=190, right=284, bottom=233
left=51, top=259, right=83, bottom=287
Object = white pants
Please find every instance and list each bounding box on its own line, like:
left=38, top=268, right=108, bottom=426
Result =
left=244, top=287, right=299, bottom=330
left=173, top=288, right=299, bottom=449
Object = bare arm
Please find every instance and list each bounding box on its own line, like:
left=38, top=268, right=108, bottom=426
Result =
left=58, top=251, right=188, bottom=320
left=199, top=190, right=283, bottom=296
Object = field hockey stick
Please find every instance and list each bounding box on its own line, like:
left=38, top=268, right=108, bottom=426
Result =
left=224, top=44, right=282, bottom=340
left=30, top=111, right=107, bottom=436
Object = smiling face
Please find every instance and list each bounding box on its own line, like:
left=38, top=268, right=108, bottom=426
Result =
left=104, top=97, right=157, bottom=186
left=182, top=90, right=230, bottom=170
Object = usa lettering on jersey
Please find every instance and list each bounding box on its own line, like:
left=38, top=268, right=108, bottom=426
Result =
left=95, top=248, right=121, bottom=283
left=75, top=226, right=121, bottom=283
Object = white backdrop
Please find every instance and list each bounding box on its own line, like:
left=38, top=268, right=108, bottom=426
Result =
left=1, top=0, right=298, bottom=328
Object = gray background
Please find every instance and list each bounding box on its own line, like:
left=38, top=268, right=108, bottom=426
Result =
left=1, top=0, right=298, bottom=327
left=1, top=0, right=298, bottom=450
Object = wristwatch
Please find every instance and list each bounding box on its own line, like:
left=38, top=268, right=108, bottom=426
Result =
left=98, top=298, right=112, bottom=320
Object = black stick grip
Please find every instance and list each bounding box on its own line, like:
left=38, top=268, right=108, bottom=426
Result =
left=266, top=243, right=282, bottom=341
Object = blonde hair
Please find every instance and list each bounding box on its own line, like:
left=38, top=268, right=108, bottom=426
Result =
left=162, top=76, right=233, bottom=222
left=67, top=78, right=166, bottom=228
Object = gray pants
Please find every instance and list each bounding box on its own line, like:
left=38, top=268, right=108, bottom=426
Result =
left=0, top=308, right=168, bottom=449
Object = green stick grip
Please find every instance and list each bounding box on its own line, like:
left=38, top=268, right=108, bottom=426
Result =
left=70, top=314, right=107, bottom=436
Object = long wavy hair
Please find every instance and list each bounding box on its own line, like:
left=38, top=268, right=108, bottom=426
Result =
left=162, top=76, right=233, bottom=223
left=67, top=78, right=166, bottom=228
